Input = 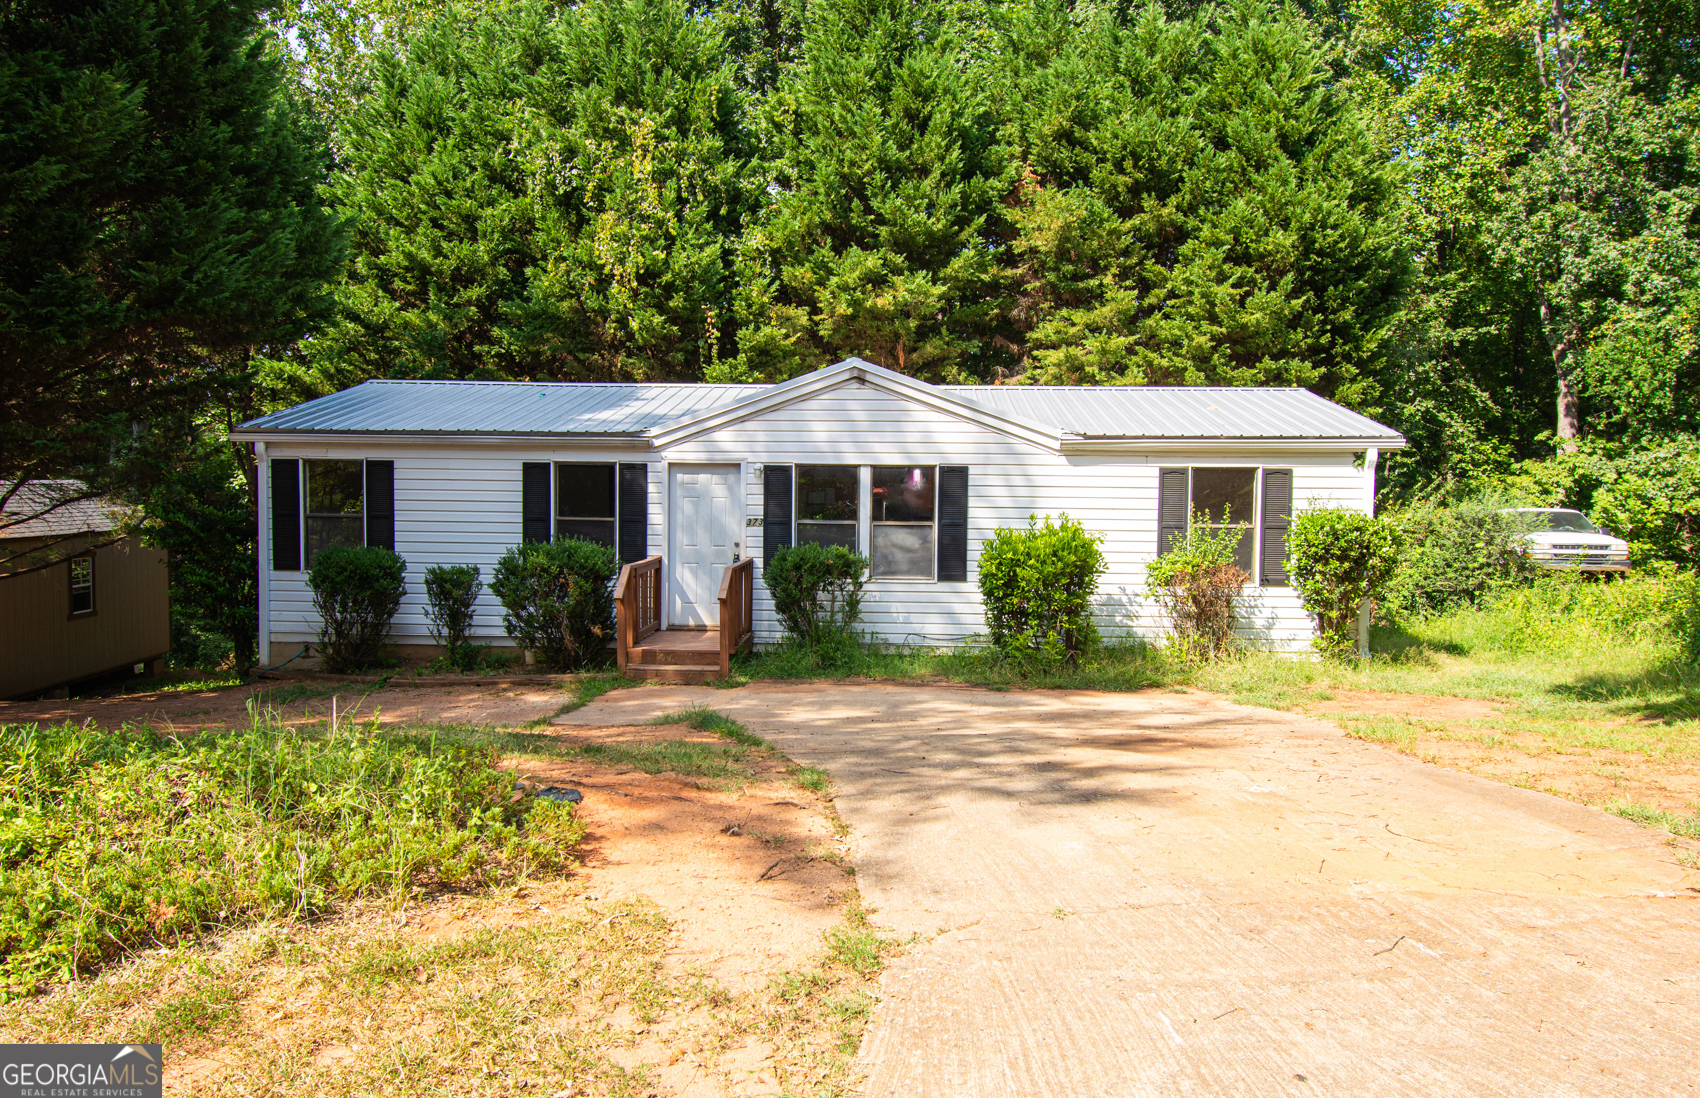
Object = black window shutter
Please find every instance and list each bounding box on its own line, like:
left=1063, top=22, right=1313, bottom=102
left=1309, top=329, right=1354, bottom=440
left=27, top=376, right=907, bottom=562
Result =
left=763, top=464, right=793, bottom=567
left=1158, top=467, right=1189, bottom=554
left=937, top=465, right=969, bottom=581
left=365, top=460, right=395, bottom=550
left=618, top=463, right=648, bottom=563
left=1260, top=468, right=1293, bottom=586
left=522, top=462, right=551, bottom=544
left=271, top=458, right=301, bottom=571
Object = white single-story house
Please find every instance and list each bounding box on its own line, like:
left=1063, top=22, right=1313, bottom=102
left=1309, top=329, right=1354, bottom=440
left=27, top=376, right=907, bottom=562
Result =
left=231, top=357, right=1405, bottom=672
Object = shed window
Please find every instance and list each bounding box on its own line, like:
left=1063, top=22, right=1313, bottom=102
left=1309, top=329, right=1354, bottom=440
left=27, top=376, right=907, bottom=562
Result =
left=556, top=463, right=616, bottom=547
left=796, top=465, right=858, bottom=549
left=69, top=555, right=94, bottom=616
left=870, top=466, right=936, bottom=579
left=1191, top=467, right=1257, bottom=575
left=305, top=460, right=365, bottom=565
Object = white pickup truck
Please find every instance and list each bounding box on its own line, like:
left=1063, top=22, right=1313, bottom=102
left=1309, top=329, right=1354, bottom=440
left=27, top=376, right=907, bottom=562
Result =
left=1498, top=508, right=1632, bottom=572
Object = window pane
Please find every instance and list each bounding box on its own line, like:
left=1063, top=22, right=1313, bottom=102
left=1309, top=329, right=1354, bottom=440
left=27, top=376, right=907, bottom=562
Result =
left=70, top=557, right=93, bottom=614
left=1191, top=468, right=1255, bottom=525
left=1209, top=526, right=1256, bottom=575
left=306, top=460, right=363, bottom=516
left=797, top=465, right=858, bottom=521
left=558, top=464, right=615, bottom=518
left=872, top=466, right=935, bottom=523
left=306, top=515, right=364, bottom=564
left=871, top=524, right=934, bottom=578
left=556, top=517, right=615, bottom=547
left=798, top=520, right=857, bottom=549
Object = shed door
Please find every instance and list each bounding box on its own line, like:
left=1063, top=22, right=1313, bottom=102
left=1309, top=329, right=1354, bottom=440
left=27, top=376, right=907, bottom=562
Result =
left=668, top=465, right=739, bottom=627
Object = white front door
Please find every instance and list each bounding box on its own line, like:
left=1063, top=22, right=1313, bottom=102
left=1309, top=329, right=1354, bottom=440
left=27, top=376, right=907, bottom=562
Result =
left=669, top=464, right=740, bottom=627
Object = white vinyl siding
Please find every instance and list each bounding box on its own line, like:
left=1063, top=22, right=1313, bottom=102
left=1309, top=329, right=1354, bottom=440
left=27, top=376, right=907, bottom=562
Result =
left=261, top=389, right=1372, bottom=655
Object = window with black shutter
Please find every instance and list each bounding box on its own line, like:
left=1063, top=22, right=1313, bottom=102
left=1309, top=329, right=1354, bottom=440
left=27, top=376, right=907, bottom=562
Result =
left=618, top=463, right=648, bottom=562
left=937, top=466, right=969, bottom=581
left=365, top=461, right=395, bottom=551
left=1259, top=468, right=1293, bottom=585
left=763, top=465, right=793, bottom=566
left=521, top=462, right=551, bottom=543
left=1157, top=468, right=1189, bottom=554
left=555, top=463, right=616, bottom=547
left=271, top=459, right=301, bottom=571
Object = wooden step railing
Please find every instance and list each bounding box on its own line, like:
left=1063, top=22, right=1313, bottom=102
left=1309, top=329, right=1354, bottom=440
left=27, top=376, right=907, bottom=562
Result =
left=614, top=555, right=662, bottom=672
left=717, top=557, right=755, bottom=677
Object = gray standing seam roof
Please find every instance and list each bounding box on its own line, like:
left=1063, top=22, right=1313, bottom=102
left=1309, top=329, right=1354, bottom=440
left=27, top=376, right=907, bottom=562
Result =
left=236, top=377, right=1403, bottom=443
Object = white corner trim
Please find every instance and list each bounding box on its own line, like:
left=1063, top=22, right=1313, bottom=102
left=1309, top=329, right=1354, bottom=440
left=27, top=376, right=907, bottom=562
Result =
left=255, top=441, right=270, bottom=667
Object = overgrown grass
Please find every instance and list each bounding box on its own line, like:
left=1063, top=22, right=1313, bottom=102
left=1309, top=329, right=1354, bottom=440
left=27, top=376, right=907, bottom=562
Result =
left=733, top=636, right=1164, bottom=691
left=654, top=705, right=769, bottom=746
left=522, top=671, right=630, bottom=729
left=0, top=708, right=585, bottom=1000
left=1608, top=802, right=1700, bottom=839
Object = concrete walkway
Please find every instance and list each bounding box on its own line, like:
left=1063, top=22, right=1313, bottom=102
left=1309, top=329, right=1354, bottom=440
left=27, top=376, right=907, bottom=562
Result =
left=559, top=683, right=1700, bottom=1097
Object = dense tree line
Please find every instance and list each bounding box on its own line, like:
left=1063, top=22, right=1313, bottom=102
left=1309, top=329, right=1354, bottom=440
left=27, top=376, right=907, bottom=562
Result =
left=5, top=0, right=1700, bottom=666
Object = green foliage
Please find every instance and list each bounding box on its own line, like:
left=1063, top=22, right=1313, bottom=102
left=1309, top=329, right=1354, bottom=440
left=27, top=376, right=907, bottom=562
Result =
left=318, top=0, right=748, bottom=385
left=1144, top=511, right=1252, bottom=661
left=763, top=543, right=868, bottom=647
left=1435, top=571, right=1700, bottom=662
left=307, top=546, right=407, bottom=673
left=142, top=439, right=259, bottom=672
left=978, top=515, right=1106, bottom=663
left=423, top=564, right=484, bottom=670
left=1382, top=498, right=1543, bottom=620
left=1286, top=509, right=1401, bottom=660
left=994, top=1, right=1404, bottom=403
left=0, top=713, right=584, bottom=998
left=0, top=0, right=344, bottom=538
left=490, top=540, right=617, bottom=671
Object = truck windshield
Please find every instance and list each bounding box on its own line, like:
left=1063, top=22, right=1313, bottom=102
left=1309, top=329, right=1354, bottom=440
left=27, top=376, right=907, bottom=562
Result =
left=1533, top=510, right=1599, bottom=532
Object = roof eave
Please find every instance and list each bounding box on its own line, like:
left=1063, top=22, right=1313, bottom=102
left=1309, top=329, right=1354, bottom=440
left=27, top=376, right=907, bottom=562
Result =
left=230, top=428, right=655, bottom=448
left=1061, top=436, right=1407, bottom=453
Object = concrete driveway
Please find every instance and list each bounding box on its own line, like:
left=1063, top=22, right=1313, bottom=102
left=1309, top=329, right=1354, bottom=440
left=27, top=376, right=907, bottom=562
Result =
left=559, top=683, right=1700, bottom=1097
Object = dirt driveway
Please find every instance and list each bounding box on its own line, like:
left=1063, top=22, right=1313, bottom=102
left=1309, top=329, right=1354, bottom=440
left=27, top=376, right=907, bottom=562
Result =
left=560, top=682, right=1700, bottom=1098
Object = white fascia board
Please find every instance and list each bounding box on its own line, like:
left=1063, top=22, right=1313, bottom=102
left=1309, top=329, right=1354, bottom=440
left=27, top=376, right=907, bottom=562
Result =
left=646, top=359, right=1067, bottom=452
left=226, top=430, right=655, bottom=449
left=1060, top=436, right=1407, bottom=455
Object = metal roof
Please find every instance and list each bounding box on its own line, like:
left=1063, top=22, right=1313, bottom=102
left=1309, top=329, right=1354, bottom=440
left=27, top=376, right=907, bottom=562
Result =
left=945, top=385, right=1400, bottom=441
left=234, top=371, right=1403, bottom=445
left=238, top=379, right=760, bottom=436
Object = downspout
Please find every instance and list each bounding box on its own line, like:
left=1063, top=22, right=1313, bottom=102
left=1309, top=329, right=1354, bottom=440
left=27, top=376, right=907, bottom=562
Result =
left=1358, top=446, right=1380, bottom=657
left=256, top=441, right=270, bottom=668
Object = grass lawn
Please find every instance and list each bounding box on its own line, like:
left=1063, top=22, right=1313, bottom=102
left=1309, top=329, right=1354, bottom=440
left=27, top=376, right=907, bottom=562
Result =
left=0, top=708, right=904, bottom=1096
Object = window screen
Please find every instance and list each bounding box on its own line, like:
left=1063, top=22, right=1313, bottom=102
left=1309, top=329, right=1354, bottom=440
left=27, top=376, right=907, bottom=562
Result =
left=796, top=465, right=858, bottom=549
left=69, top=555, right=94, bottom=616
left=556, top=463, right=616, bottom=547
left=1191, top=467, right=1256, bottom=575
left=305, top=460, right=365, bottom=565
left=871, top=466, right=936, bottom=578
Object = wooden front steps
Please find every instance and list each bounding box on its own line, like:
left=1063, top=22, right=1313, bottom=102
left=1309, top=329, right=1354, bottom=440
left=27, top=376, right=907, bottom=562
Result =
left=625, top=627, right=727, bottom=684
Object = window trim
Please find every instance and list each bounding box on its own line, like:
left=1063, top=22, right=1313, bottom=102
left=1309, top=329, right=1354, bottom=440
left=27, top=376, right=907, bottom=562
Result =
left=552, top=461, right=619, bottom=549
left=303, top=458, right=368, bottom=568
left=869, top=464, right=939, bottom=582
left=1166, top=465, right=1291, bottom=584
left=68, top=553, right=96, bottom=618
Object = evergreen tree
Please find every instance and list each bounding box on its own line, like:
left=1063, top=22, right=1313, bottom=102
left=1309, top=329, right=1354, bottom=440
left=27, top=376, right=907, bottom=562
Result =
left=730, top=0, right=1013, bottom=381
left=318, top=0, right=749, bottom=383
left=994, top=1, right=1404, bottom=405
left=0, top=0, right=344, bottom=554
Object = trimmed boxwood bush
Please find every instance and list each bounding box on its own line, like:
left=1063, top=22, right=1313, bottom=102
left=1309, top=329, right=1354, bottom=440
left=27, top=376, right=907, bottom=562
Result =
left=1287, top=508, right=1402, bottom=660
left=424, top=563, right=483, bottom=669
left=307, top=545, right=407, bottom=672
left=490, top=539, right=617, bottom=671
left=978, top=514, right=1106, bottom=663
left=764, top=543, right=869, bottom=645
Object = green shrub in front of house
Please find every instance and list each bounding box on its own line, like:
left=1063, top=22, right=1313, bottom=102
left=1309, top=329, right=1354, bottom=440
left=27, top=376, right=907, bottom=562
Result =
left=978, top=514, right=1106, bottom=664
left=490, top=539, right=618, bottom=671
left=763, top=544, right=869, bottom=665
left=307, top=545, right=407, bottom=672
left=1144, top=510, right=1252, bottom=662
left=1286, top=509, right=1402, bottom=660
left=424, top=563, right=484, bottom=670
left=0, top=713, right=585, bottom=999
